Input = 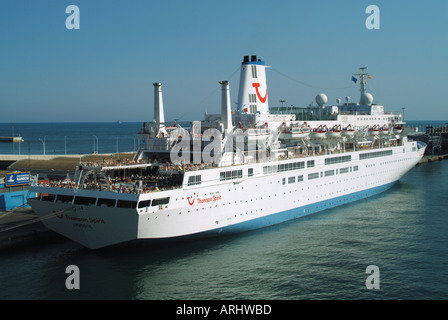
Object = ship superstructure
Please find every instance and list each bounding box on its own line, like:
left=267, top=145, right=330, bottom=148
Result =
left=28, top=56, right=425, bottom=249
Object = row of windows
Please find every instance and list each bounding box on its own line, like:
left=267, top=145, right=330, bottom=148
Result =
left=220, top=169, right=243, bottom=181
left=359, top=150, right=393, bottom=160
left=187, top=175, right=201, bottom=186
left=263, top=160, right=318, bottom=175
left=40, top=194, right=169, bottom=209
left=282, top=175, right=305, bottom=185
left=325, top=155, right=351, bottom=165
left=263, top=161, right=305, bottom=174
left=308, top=165, right=359, bottom=181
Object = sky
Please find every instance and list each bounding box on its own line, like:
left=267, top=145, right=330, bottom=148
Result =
left=1, top=0, right=447, bottom=122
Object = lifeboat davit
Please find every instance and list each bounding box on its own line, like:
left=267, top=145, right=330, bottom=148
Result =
left=310, top=125, right=327, bottom=139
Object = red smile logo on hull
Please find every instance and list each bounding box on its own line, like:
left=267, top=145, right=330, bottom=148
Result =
left=252, top=83, right=267, bottom=103
left=187, top=193, right=196, bottom=206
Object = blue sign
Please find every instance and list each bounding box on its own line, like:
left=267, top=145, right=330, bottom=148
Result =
left=6, top=172, right=31, bottom=187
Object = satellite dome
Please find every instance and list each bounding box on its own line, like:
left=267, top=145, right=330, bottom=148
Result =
left=336, top=98, right=342, bottom=104
left=345, top=96, right=351, bottom=103
left=315, top=93, right=328, bottom=106
left=360, top=92, right=374, bottom=105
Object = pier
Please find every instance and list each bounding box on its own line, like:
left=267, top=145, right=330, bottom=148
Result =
left=408, top=123, right=448, bottom=156
left=0, top=207, right=63, bottom=251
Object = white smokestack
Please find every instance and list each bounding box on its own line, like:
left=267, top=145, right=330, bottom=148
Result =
left=219, top=80, right=232, bottom=132
left=153, top=83, right=167, bottom=137
left=236, top=55, right=270, bottom=115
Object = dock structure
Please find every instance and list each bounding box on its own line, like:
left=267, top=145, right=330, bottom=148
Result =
left=0, top=207, right=62, bottom=251
left=408, top=124, right=448, bottom=156
left=0, top=137, right=24, bottom=143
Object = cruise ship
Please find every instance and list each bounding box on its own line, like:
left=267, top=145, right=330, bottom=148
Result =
left=28, top=56, right=426, bottom=249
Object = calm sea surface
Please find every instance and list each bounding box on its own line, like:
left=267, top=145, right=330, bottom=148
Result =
left=0, top=121, right=447, bottom=300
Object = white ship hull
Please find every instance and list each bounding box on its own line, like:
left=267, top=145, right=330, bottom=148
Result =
left=29, top=141, right=424, bottom=249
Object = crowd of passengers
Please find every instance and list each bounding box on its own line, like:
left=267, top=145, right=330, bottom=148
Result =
left=38, top=168, right=184, bottom=194
left=80, top=158, right=215, bottom=172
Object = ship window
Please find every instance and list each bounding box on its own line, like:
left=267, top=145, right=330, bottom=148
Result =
left=282, top=178, right=286, bottom=185
left=308, top=172, right=319, bottom=180
left=288, top=177, right=295, bottom=184
left=138, top=200, right=152, bottom=208
left=97, top=198, right=116, bottom=207
left=353, top=166, right=359, bottom=171
left=188, top=175, right=201, bottom=186
left=74, top=196, right=96, bottom=206
left=325, top=170, right=335, bottom=177
left=297, top=175, right=303, bottom=182
left=325, top=155, right=351, bottom=165
left=56, top=195, right=73, bottom=203
left=220, top=169, right=243, bottom=181
left=152, top=197, right=170, bottom=206
left=41, top=194, right=56, bottom=202
left=116, top=200, right=137, bottom=208
left=359, top=150, right=393, bottom=160
left=249, top=94, right=257, bottom=103
left=248, top=168, right=253, bottom=177
left=340, top=167, right=349, bottom=174
left=307, top=160, right=315, bottom=168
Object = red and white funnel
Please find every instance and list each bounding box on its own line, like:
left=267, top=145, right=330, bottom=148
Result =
left=236, top=55, right=270, bottom=115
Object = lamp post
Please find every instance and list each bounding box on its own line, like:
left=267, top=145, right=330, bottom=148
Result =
left=93, top=135, right=98, bottom=154
left=280, top=100, right=286, bottom=109
left=38, top=136, right=46, bottom=155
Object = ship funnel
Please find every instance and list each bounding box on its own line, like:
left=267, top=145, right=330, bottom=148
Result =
left=236, top=55, right=270, bottom=115
left=153, top=83, right=167, bottom=137
left=219, top=80, right=232, bottom=133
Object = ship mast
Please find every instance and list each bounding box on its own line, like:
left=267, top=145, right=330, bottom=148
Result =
left=354, top=66, right=373, bottom=105
left=355, top=66, right=369, bottom=95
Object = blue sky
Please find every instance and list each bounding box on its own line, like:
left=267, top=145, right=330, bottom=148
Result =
left=1, top=0, right=447, bottom=122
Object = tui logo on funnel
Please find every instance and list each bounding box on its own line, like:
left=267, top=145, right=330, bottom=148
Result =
left=252, top=83, right=267, bottom=103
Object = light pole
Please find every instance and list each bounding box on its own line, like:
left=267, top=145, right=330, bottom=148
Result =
left=280, top=100, right=286, bottom=109
left=93, top=135, right=98, bottom=154
left=401, top=107, right=406, bottom=122
left=38, top=136, right=46, bottom=155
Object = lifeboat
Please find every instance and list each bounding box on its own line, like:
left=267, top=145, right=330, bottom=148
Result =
left=368, top=125, right=380, bottom=136
left=280, top=122, right=311, bottom=141
left=235, top=122, right=271, bottom=142
left=310, top=125, right=327, bottom=139
left=393, top=125, right=403, bottom=134
left=326, top=125, right=342, bottom=138
left=379, top=125, right=390, bottom=136
left=341, top=125, right=355, bottom=138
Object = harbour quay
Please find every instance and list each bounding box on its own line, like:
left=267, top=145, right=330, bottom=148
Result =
left=0, top=207, right=63, bottom=251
